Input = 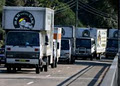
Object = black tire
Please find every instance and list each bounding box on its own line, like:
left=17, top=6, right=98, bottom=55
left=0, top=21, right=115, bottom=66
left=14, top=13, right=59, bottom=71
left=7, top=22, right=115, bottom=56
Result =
left=55, top=58, right=57, bottom=68
left=90, top=55, right=93, bottom=61
left=51, top=57, right=55, bottom=68
left=36, top=67, right=40, bottom=74
left=105, top=55, right=108, bottom=59
left=96, top=54, right=100, bottom=60
left=13, top=67, right=17, bottom=73
left=44, top=65, right=48, bottom=72
left=17, top=67, right=21, bottom=71
left=67, top=58, right=70, bottom=64
left=70, top=56, right=75, bottom=64
left=51, top=62, right=55, bottom=68
left=7, top=67, right=11, bottom=73
left=40, top=67, right=43, bottom=72
left=44, top=61, right=48, bottom=72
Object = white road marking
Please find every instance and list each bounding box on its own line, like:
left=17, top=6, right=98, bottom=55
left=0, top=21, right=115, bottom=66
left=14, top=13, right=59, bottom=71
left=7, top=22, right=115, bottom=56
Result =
left=46, top=75, right=51, bottom=77
left=27, top=81, right=34, bottom=85
left=67, top=67, right=70, bottom=69
left=58, top=70, right=61, bottom=72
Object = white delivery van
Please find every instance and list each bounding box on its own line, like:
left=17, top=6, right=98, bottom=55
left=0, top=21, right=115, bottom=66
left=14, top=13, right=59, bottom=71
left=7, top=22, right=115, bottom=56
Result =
left=75, top=28, right=107, bottom=60
left=105, top=29, right=118, bottom=58
left=2, top=6, right=55, bottom=74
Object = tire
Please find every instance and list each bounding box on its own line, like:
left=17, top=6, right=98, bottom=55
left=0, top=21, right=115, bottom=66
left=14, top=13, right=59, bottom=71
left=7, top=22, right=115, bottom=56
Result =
left=51, top=62, right=55, bottom=68
left=51, top=57, right=55, bottom=68
left=90, top=55, right=93, bottom=61
left=7, top=67, right=11, bottom=73
left=40, top=67, right=43, bottom=72
left=44, top=65, right=48, bottom=72
left=55, top=58, right=57, bottom=68
left=44, top=61, right=48, bottom=72
left=67, top=58, right=70, bottom=64
left=105, top=55, right=108, bottom=59
left=97, top=54, right=101, bottom=60
left=70, top=56, right=75, bottom=64
left=17, top=67, right=21, bottom=71
left=36, top=67, right=40, bottom=74
left=13, top=67, right=17, bottom=73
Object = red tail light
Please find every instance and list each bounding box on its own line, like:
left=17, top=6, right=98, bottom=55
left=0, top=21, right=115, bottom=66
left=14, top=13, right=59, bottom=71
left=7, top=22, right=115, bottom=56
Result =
left=7, top=47, right=11, bottom=51
left=35, top=48, right=39, bottom=51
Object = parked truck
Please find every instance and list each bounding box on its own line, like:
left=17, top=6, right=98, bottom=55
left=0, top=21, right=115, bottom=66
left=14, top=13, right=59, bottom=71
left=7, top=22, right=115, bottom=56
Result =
left=2, top=6, right=55, bottom=74
left=55, top=26, right=75, bottom=63
left=75, top=28, right=107, bottom=60
left=105, top=29, right=118, bottom=58
left=53, top=27, right=62, bottom=67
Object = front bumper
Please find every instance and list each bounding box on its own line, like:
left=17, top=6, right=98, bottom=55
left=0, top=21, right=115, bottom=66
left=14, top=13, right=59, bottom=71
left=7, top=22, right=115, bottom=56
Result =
left=75, top=53, right=92, bottom=58
left=59, top=56, right=69, bottom=61
left=105, top=52, right=117, bottom=57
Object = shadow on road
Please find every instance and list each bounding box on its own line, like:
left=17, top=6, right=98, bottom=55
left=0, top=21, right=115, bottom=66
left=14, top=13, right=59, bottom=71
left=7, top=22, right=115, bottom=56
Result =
left=57, top=60, right=111, bottom=86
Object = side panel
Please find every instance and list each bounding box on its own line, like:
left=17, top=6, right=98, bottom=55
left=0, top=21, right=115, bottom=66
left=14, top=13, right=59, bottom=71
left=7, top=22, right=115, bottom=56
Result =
left=46, top=11, right=54, bottom=64
left=76, top=28, right=97, bottom=38
left=96, top=29, right=107, bottom=53
left=2, top=7, right=54, bottom=31
left=108, top=29, right=118, bottom=38
left=55, top=26, right=74, bottom=38
left=54, top=28, right=62, bottom=60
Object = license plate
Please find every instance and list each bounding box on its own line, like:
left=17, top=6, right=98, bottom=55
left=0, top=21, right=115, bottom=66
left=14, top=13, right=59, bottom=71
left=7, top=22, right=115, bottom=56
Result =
left=15, top=59, right=27, bottom=62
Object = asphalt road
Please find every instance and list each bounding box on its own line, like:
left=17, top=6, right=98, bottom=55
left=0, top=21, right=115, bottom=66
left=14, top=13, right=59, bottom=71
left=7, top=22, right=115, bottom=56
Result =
left=0, top=58, right=112, bottom=86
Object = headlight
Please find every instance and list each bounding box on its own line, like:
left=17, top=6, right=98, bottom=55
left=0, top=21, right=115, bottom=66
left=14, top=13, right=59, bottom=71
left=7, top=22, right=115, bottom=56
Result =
left=32, top=54, right=39, bottom=58
left=64, top=53, right=69, bottom=56
left=7, top=54, right=14, bottom=57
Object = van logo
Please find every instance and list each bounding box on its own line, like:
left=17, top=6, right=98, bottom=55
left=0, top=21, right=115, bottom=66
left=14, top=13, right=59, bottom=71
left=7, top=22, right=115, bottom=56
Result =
left=82, top=30, right=90, bottom=37
left=113, top=30, right=118, bottom=38
left=13, top=11, right=35, bottom=30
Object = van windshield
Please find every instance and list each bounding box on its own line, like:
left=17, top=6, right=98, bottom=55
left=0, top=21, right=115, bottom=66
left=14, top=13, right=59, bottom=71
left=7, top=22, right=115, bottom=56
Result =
left=6, top=32, right=39, bottom=46
left=76, top=38, right=91, bottom=49
left=61, top=40, right=69, bottom=50
left=107, top=39, right=118, bottom=48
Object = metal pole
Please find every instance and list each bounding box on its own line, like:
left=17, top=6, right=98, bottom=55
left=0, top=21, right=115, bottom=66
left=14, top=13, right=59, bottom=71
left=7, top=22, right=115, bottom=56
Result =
left=118, top=0, right=120, bottom=86
left=74, top=0, right=78, bottom=56
left=75, top=0, right=78, bottom=29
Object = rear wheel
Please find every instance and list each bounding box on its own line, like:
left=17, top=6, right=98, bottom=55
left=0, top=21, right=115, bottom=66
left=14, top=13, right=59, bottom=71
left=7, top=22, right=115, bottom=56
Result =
left=55, top=58, right=57, bottom=68
left=36, top=66, right=40, bottom=74
left=17, top=67, right=21, bottom=71
left=7, top=67, right=11, bottom=73
left=90, top=54, right=93, bottom=61
left=67, top=58, right=70, bottom=64
left=105, top=55, right=108, bottom=59
left=44, top=60, right=48, bottom=72
left=97, top=54, right=101, bottom=60
left=13, top=67, right=17, bottom=73
left=51, top=57, right=55, bottom=68
left=44, top=65, right=48, bottom=72
left=70, top=56, right=75, bottom=64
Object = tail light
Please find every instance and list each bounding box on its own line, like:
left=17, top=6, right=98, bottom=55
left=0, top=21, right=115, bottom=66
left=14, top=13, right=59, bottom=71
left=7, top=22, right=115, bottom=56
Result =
left=35, top=48, right=39, bottom=51
left=7, top=47, right=11, bottom=51
left=65, top=53, right=69, bottom=56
